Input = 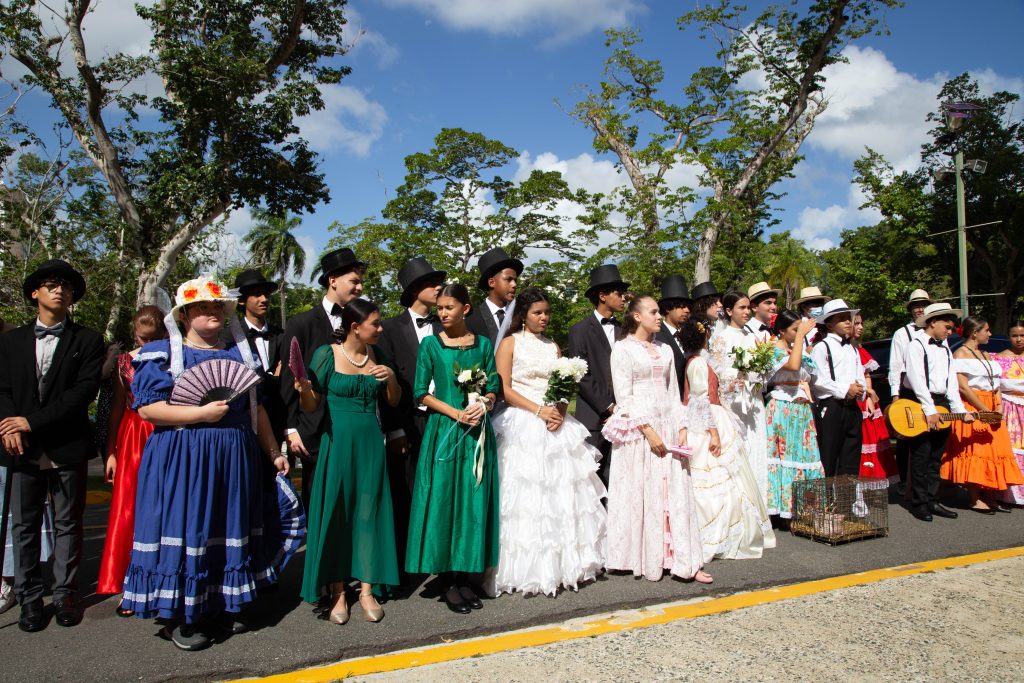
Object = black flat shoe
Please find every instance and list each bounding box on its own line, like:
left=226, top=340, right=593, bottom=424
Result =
left=457, top=586, right=483, bottom=610
left=970, top=506, right=997, bottom=515
left=910, top=507, right=933, bottom=522
left=18, top=599, right=46, bottom=633
left=53, top=596, right=83, bottom=627
left=928, top=504, right=958, bottom=519
left=442, top=591, right=471, bottom=615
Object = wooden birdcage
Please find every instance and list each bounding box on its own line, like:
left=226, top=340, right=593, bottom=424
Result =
left=790, top=475, right=889, bottom=545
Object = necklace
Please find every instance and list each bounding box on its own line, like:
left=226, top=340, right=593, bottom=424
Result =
left=339, top=343, right=369, bottom=367
left=184, top=337, right=219, bottom=350
left=966, top=344, right=997, bottom=391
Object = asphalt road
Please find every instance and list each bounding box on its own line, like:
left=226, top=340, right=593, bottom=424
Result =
left=1, top=486, right=1023, bottom=683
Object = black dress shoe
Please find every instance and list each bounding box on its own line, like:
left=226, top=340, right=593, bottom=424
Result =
left=53, top=595, right=83, bottom=627
left=18, top=599, right=47, bottom=632
left=929, top=504, right=958, bottom=519
left=969, top=506, right=997, bottom=516
left=910, top=507, right=933, bottom=522
left=441, top=591, right=471, bottom=615
left=457, top=586, right=483, bottom=610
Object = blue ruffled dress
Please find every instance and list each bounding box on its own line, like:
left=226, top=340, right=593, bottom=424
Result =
left=121, top=339, right=304, bottom=623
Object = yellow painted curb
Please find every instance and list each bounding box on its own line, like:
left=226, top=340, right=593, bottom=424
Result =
left=230, top=546, right=1024, bottom=683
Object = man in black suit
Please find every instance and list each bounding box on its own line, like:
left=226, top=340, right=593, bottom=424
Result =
left=279, top=248, right=366, bottom=509
left=232, top=269, right=286, bottom=448
left=566, top=264, right=629, bottom=488
left=0, top=260, right=104, bottom=632
left=376, top=256, right=445, bottom=575
left=655, top=275, right=691, bottom=399
left=466, top=247, right=522, bottom=348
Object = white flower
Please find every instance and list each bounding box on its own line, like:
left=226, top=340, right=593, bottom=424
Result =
left=457, top=369, right=473, bottom=383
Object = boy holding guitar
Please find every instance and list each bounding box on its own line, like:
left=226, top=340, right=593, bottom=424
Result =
left=901, top=303, right=972, bottom=522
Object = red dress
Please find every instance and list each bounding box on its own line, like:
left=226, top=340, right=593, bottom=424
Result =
left=97, top=353, right=154, bottom=594
left=857, top=346, right=897, bottom=479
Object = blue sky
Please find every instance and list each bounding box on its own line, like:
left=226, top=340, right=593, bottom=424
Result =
left=4, top=0, right=1024, bottom=277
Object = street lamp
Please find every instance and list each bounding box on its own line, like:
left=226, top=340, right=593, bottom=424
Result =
left=940, top=101, right=984, bottom=318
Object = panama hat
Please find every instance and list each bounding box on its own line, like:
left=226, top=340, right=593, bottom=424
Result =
left=907, top=289, right=932, bottom=307
left=793, top=286, right=831, bottom=306
left=916, top=302, right=963, bottom=326
left=747, top=281, right=782, bottom=303
left=816, top=299, right=859, bottom=323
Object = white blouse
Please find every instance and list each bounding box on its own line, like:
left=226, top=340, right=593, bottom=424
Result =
left=952, top=358, right=1001, bottom=392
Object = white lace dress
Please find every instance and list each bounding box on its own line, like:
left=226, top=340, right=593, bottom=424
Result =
left=709, top=324, right=770, bottom=507
left=684, top=354, right=775, bottom=562
left=490, top=331, right=607, bottom=597
left=601, top=336, right=704, bottom=581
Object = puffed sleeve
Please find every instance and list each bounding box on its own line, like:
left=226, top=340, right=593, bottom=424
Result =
left=480, top=338, right=500, bottom=395
left=681, top=356, right=714, bottom=432
left=308, top=345, right=334, bottom=396
left=602, top=343, right=649, bottom=445
left=131, top=340, right=173, bottom=410
left=413, top=337, right=436, bottom=404
left=767, top=347, right=789, bottom=380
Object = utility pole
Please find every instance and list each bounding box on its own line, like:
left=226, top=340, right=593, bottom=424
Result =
left=954, top=151, right=968, bottom=317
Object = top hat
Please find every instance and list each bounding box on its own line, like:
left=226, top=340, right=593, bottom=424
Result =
left=476, top=248, right=524, bottom=291
left=907, top=289, right=931, bottom=307
left=585, top=264, right=630, bottom=297
left=22, top=259, right=87, bottom=303
left=398, top=257, right=447, bottom=307
left=689, top=281, right=721, bottom=301
left=747, top=281, right=782, bottom=303
left=318, top=248, right=367, bottom=287
left=916, top=302, right=962, bottom=327
left=793, top=286, right=831, bottom=306
left=658, top=275, right=691, bottom=304
left=816, top=299, right=859, bottom=324
left=234, top=269, right=279, bottom=297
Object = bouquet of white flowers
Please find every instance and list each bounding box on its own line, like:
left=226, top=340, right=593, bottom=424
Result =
left=731, top=341, right=777, bottom=389
left=453, top=362, right=489, bottom=404
left=543, top=356, right=588, bottom=405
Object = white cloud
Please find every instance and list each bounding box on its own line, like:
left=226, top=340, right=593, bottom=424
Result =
left=379, top=0, right=643, bottom=44
left=793, top=184, right=881, bottom=251
left=344, top=6, right=400, bottom=68
left=296, top=84, right=388, bottom=157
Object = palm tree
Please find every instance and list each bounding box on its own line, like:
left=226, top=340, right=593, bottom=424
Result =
left=764, top=232, right=821, bottom=309
left=243, top=209, right=306, bottom=328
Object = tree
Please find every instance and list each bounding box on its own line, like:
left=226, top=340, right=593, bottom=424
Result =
left=326, top=128, right=589, bottom=317
left=572, top=0, right=901, bottom=285
left=0, top=0, right=349, bottom=325
left=763, top=231, right=822, bottom=309
left=244, top=209, right=306, bottom=328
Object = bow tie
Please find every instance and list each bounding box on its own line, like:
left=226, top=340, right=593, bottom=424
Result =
left=34, top=322, right=65, bottom=339
left=838, top=337, right=851, bottom=346
left=330, top=303, right=343, bottom=317
left=600, top=317, right=618, bottom=326
left=416, top=315, right=438, bottom=328
left=757, top=324, right=769, bottom=332
left=247, top=327, right=271, bottom=340
left=928, top=338, right=944, bottom=347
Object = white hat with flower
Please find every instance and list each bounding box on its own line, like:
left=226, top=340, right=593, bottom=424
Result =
left=169, top=277, right=239, bottom=322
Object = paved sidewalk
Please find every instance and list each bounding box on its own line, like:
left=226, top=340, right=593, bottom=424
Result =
left=352, top=554, right=1024, bottom=683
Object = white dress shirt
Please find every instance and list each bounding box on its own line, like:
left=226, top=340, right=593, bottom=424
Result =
left=887, top=321, right=920, bottom=397
left=485, top=298, right=511, bottom=332
left=810, top=333, right=864, bottom=401
left=743, top=318, right=773, bottom=343
left=903, top=336, right=967, bottom=416
left=593, top=310, right=617, bottom=347
left=663, top=320, right=683, bottom=350
left=322, top=296, right=343, bottom=331
left=244, top=318, right=271, bottom=371
left=33, top=318, right=64, bottom=469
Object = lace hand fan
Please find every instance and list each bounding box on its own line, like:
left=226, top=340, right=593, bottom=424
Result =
left=169, top=359, right=263, bottom=406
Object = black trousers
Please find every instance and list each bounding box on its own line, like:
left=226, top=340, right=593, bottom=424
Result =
left=12, top=461, right=87, bottom=604
left=387, top=411, right=427, bottom=575
left=814, top=398, right=863, bottom=477
left=587, top=430, right=613, bottom=491
left=906, top=394, right=951, bottom=510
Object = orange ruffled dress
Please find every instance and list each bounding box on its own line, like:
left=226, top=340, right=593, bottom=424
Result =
left=940, top=356, right=1024, bottom=491
left=97, top=353, right=155, bottom=594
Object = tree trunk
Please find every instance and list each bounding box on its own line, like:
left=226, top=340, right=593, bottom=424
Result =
left=102, top=223, right=129, bottom=342
left=279, top=269, right=288, bottom=329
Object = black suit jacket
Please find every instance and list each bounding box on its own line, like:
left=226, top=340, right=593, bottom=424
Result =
left=376, top=310, right=441, bottom=440
left=279, top=305, right=334, bottom=455
left=566, top=314, right=616, bottom=433
left=656, top=325, right=687, bottom=400
left=0, top=321, right=105, bottom=468
left=466, top=302, right=501, bottom=348
left=230, top=320, right=286, bottom=441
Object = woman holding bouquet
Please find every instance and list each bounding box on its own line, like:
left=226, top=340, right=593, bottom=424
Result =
left=709, top=292, right=771, bottom=506
left=602, top=296, right=711, bottom=583
left=406, top=283, right=500, bottom=614
left=490, top=288, right=606, bottom=597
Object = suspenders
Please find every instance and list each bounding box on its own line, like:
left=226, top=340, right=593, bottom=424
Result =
left=914, top=338, right=951, bottom=392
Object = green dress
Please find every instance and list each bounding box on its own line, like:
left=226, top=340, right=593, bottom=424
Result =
left=300, top=345, right=399, bottom=602
left=405, top=334, right=501, bottom=574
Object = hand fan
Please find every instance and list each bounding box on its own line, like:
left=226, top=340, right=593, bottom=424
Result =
left=168, top=358, right=263, bottom=406
left=288, top=336, right=306, bottom=380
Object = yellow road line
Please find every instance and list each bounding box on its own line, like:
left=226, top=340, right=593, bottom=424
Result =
left=231, top=546, right=1024, bottom=683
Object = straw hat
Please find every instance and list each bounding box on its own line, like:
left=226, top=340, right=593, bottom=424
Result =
left=747, top=281, right=782, bottom=303
left=170, top=277, right=238, bottom=322
left=906, top=289, right=931, bottom=307
left=916, top=302, right=962, bottom=327
left=793, top=286, right=831, bottom=306
left=816, top=299, right=859, bottom=323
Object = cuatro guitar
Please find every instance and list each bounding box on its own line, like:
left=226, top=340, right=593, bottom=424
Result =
left=884, top=398, right=1001, bottom=439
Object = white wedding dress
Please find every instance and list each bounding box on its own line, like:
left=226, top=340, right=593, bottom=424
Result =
left=490, top=330, right=608, bottom=597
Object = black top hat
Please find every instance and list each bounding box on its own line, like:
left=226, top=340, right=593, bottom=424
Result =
left=234, top=269, right=279, bottom=297
left=398, top=257, right=447, bottom=307
left=476, top=247, right=524, bottom=291
left=658, top=275, right=690, bottom=304
left=689, top=281, right=720, bottom=301
left=585, top=264, right=630, bottom=297
left=22, top=259, right=86, bottom=303
left=318, top=248, right=367, bottom=287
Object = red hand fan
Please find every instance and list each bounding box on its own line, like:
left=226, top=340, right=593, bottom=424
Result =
left=168, top=358, right=263, bottom=406
left=288, top=336, right=306, bottom=381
